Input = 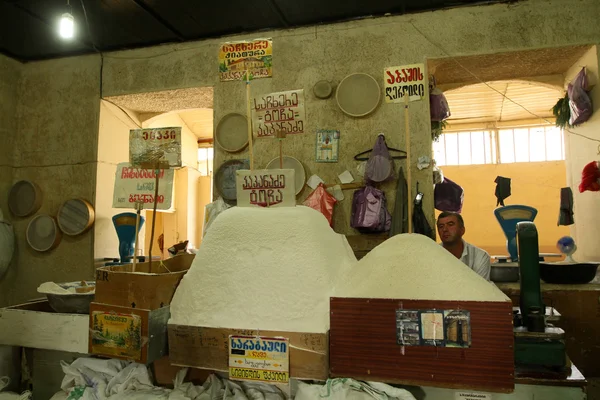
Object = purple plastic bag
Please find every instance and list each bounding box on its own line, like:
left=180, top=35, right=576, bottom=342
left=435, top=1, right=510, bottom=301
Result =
left=568, top=68, right=592, bottom=126
left=365, top=135, right=395, bottom=183
left=351, top=186, right=391, bottom=233
left=430, top=88, right=451, bottom=122
left=434, top=177, right=464, bottom=213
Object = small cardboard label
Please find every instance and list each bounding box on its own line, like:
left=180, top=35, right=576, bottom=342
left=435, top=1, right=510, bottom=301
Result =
left=228, top=336, right=289, bottom=384
left=112, top=163, right=175, bottom=210
left=91, top=311, right=142, bottom=359
left=455, top=392, right=492, bottom=400
left=235, top=169, right=296, bottom=207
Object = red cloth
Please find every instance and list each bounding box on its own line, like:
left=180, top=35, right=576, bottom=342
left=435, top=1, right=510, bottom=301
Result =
left=302, top=183, right=337, bottom=226
left=579, top=161, right=600, bottom=193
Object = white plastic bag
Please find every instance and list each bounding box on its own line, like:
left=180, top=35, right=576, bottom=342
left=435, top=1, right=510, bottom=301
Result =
left=202, top=198, right=231, bottom=237
left=0, top=377, right=31, bottom=400
left=296, top=379, right=416, bottom=400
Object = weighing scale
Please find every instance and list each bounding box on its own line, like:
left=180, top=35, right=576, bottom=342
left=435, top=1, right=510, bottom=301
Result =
left=494, top=205, right=538, bottom=261
left=112, top=212, right=145, bottom=263
left=513, top=221, right=566, bottom=372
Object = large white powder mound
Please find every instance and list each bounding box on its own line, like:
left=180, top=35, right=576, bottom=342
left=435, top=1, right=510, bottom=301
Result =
left=335, top=234, right=510, bottom=302
left=169, top=206, right=357, bottom=333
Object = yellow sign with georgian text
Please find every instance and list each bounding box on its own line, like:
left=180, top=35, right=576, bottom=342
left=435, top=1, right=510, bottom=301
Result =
left=228, top=336, right=289, bottom=384
left=219, top=39, right=273, bottom=81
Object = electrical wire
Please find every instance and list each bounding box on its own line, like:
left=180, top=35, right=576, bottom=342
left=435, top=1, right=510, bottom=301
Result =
left=409, top=20, right=600, bottom=144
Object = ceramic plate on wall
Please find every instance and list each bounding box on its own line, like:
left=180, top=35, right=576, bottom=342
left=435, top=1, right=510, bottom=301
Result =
left=27, top=215, right=62, bottom=252
left=214, top=159, right=250, bottom=201
left=8, top=180, right=42, bottom=217
left=336, top=73, right=381, bottom=117
left=266, top=156, right=306, bottom=195
left=215, top=113, right=249, bottom=153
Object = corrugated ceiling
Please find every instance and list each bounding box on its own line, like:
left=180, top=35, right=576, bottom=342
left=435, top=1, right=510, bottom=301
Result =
left=445, top=81, right=562, bottom=125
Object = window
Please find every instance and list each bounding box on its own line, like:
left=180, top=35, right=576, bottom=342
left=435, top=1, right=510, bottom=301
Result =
left=433, top=126, right=564, bottom=166
left=197, top=147, right=214, bottom=176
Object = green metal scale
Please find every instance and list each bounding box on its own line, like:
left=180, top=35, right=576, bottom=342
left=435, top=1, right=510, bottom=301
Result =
left=514, top=221, right=566, bottom=370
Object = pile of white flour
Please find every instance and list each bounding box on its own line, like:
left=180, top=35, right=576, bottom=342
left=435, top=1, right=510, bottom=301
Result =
left=169, top=206, right=356, bottom=333
left=335, top=234, right=510, bottom=302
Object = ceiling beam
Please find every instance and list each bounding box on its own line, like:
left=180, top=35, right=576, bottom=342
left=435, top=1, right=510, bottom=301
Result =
left=130, top=0, right=186, bottom=42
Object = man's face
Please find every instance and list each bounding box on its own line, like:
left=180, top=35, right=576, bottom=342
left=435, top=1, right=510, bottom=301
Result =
left=437, top=216, right=465, bottom=245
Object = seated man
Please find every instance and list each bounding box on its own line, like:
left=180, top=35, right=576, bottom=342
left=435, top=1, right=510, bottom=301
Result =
left=436, top=211, right=491, bottom=281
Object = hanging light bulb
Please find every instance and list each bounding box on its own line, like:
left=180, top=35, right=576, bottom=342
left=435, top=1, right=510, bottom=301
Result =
left=59, top=1, right=74, bottom=39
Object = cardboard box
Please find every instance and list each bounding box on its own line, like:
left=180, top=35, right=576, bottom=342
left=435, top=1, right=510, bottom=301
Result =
left=89, top=302, right=169, bottom=364
left=168, top=325, right=328, bottom=380
left=94, top=253, right=194, bottom=309
left=0, top=300, right=88, bottom=354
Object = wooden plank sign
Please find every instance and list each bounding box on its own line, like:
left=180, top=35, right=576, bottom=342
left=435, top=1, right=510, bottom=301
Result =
left=112, top=163, right=174, bottom=210
left=384, top=63, right=427, bottom=103
left=129, top=127, right=182, bottom=168
left=235, top=169, right=296, bottom=207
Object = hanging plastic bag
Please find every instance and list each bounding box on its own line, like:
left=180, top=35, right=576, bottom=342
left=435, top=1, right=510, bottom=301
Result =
left=434, top=177, right=464, bottom=213
left=365, top=134, right=395, bottom=183
left=351, top=186, right=392, bottom=233
left=568, top=68, right=593, bottom=126
left=579, top=161, right=600, bottom=193
left=430, top=88, right=451, bottom=122
left=303, top=183, right=337, bottom=226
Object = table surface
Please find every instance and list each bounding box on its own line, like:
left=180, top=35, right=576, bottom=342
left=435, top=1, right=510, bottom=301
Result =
left=515, top=363, right=586, bottom=388
left=496, top=282, right=600, bottom=292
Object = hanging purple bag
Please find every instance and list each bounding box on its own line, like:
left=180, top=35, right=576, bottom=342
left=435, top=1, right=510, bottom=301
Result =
left=430, top=88, right=451, bottom=122
left=434, top=177, right=464, bottom=213
left=568, top=68, right=592, bottom=126
left=364, top=135, right=395, bottom=184
left=351, top=186, right=391, bottom=233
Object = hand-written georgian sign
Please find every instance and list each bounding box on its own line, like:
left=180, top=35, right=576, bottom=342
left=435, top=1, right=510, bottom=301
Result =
left=129, top=127, right=182, bottom=168
left=219, top=39, right=273, bottom=82
left=252, top=90, right=305, bottom=138
left=235, top=169, right=296, bottom=208
left=228, top=336, right=290, bottom=384
left=112, top=163, right=175, bottom=210
left=384, top=64, right=427, bottom=103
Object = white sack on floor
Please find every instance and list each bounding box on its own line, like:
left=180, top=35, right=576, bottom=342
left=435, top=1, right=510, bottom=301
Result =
left=0, top=377, right=31, bottom=400
left=296, top=379, right=416, bottom=400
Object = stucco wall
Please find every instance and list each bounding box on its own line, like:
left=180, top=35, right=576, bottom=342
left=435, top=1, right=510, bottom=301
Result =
left=2, top=0, right=600, bottom=304
left=0, top=55, right=101, bottom=306
left=564, top=46, right=600, bottom=261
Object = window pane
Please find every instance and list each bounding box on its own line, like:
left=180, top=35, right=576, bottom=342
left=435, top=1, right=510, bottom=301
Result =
left=471, top=131, right=485, bottom=165
left=514, top=128, right=529, bottom=162
left=499, top=129, right=515, bottom=163
left=433, top=134, right=446, bottom=166
left=529, top=127, right=546, bottom=162
left=445, top=133, right=459, bottom=165
left=545, top=126, right=564, bottom=161
left=458, top=132, right=472, bottom=165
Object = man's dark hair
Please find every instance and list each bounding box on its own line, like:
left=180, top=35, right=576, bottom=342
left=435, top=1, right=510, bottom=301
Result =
left=437, top=211, right=464, bottom=228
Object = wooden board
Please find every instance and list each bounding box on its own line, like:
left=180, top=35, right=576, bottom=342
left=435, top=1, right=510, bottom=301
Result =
left=168, top=325, right=328, bottom=380
left=0, top=300, right=88, bottom=353
left=330, top=298, right=514, bottom=393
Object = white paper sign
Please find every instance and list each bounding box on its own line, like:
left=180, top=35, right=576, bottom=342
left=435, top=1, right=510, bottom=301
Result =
left=112, top=163, right=175, bottom=210
left=252, top=89, right=305, bottom=137
left=129, top=127, right=182, bottom=168
left=307, top=174, right=324, bottom=190
left=384, top=64, right=427, bottom=103
left=235, top=169, right=296, bottom=207
left=455, top=392, right=492, bottom=400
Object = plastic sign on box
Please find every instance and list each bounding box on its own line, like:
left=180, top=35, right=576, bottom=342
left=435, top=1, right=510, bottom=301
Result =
left=228, top=336, right=289, bottom=384
left=235, top=169, right=296, bottom=208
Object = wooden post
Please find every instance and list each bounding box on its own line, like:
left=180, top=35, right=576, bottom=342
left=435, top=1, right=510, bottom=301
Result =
left=246, top=70, right=255, bottom=170
left=148, top=165, right=160, bottom=270
left=404, top=94, right=413, bottom=233
left=276, top=129, right=286, bottom=169
left=132, top=201, right=143, bottom=272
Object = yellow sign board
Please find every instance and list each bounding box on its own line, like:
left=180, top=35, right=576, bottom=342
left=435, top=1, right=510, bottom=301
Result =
left=91, top=311, right=142, bottom=359
left=228, top=336, right=289, bottom=384
left=219, top=39, right=273, bottom=81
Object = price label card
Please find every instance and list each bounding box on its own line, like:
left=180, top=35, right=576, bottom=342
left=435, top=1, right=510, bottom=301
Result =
left=235, top=169, right=296, bottom=207
left=112, top=163, right=174, bottom=209
left=229, top=336, right=289, bottom=384
left=455, top=392, right=492, bottom=400
left=384, top=63, right=427, bottom=103
left=129, top=127, right=182, bottom=168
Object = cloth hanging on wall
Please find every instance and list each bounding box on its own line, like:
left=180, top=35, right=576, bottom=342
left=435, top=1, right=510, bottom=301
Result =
left=412, top=183, right=434, bottom=239
left=494, top=176, right=511, bottom=206
left=389, top=167, right=408, bottom=237
left=558, top=187, right=575, bottom=226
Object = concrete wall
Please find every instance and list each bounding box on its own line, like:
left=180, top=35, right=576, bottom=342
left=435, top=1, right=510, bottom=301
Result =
left=95, top=100, right=139, bottom=259
left=0, top=54, right=21, bottom=307
left=435, top=161, right=570, bottom=256
left=100, top=0, right=600, bottom=235
left=2, top=0, right=600, bottom=303
left=564, top=46, right=600, bottom=261
left=0, top=55, right=101, bottom=307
